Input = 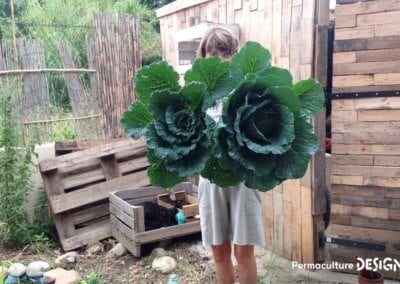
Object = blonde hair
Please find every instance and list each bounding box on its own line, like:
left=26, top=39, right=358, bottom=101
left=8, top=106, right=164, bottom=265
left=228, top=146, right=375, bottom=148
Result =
left=197, top=27, right=239, bottom=58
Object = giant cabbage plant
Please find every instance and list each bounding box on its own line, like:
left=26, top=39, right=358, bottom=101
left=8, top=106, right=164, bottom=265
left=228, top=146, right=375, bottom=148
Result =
left=122, top=41, right=324, bottom=191
left=121, top=57, right=233, bottom=188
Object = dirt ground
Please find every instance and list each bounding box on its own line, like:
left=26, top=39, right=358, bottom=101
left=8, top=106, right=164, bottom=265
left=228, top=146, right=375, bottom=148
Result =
left=0, top=233, right=216, bottom=283
left=1, top=233, right=400, bottom=284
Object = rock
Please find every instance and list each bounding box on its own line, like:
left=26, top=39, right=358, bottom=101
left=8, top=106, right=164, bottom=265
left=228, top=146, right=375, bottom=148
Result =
left=55, top=251, right=79, bottom=266
left=43, top=268, right=81, bottom=284
left=7, top=263, right=26, bottom=277
left=105, top=243, right=126, bottom=260
left=151, top=256, right=177, bottom=274
left=26, top=261, right=50, bottom=277
left=149, top=248, right=168, bottom=263
left=86, top=242, right=104, bottom=256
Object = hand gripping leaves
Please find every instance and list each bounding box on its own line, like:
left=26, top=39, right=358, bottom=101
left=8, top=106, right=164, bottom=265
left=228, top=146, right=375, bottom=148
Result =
left=122, top=41, right=324, bottom=191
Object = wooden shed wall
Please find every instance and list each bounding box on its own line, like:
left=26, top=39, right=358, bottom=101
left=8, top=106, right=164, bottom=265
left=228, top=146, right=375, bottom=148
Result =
left=331, top=0, right=400, bottom=278
left=157, top=0, right=328, bottom=263
left=333, top=0, right=400, bottom=93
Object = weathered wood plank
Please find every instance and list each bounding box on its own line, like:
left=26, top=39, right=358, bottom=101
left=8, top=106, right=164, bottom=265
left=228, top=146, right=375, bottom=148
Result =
left=50, top=170, right=150, bottom=214
left=331, top=175, right=364, bottom=186
left=358, top=109, right=400, bottom=121
left=331, top=194, right=400, bottom=209
left=331, top=184, right=387, bottom=198
left=291, top=181, right=302, bottom=262
left=332, top=144, right=400, bottom=155
left=332, top=75, right=373, bottom=87
left=389, top=209, right=400, bottom=220
left=351, top=216, right=400, bottom=232
left=333, top=52, right=356, bottom=64
left=331, top=213, right=351, bottom=225
left=333, top=84, right=400, bottom=93
left=332, top=99, right=356, bottom=111
left=375, top=23, right=400, bottom=37
left=335, top=15, right=356, bottom=28
left=40, top=139, right=146, bottom=172
left=110, top=203, right=135, bottom=229
left=262, top=191, right=274, bottom=251
left=331, top=154, right=374, bottom=166
left=300, top=186, right=313, bottom=263
left=374, top=155, right=400, bottom=167
left=41, top=170, right=76, bottom=240
left=71, top=203, right=109, bottom=225
left=374, top=73, right=400, bottom=85
left=385, top=188, right=400, bottom=199
left=110, top=215, right=134, bottom=240
left=334, top=36, right=400, bottom=52
left=357, top=10, right=400, bottom=26
left=332, top=121, right=400, bottom=134
left=356, top=48, right=400, bottom=62
left=282, top=200, right=292, bottom=260
left=62, top=156, right=148, bottom=190
left=273, top=188, right=284, bottom=256
left=156, top=0, right=211, bottom=18
left=335, top=26, right=374, bottom=40
left=331, top=204, right=389, bottom=219
left=335, top=0, right=400, bottom=16
left=334, top=60, right=400, bottom=75
left=61, top=221, right=111, bottom=251
left=365, top=176, right=400, bottom=188
left=331, top=110, right=358, bottom=122
left=133, top=221, right=201, bottom=243
left=281, top=0, right=292, bottom=57
left=332, top=164, right=400, bottom=178
left=289, top=5, right=302, bottom=81
left=355, top=97, right=400, bottom=111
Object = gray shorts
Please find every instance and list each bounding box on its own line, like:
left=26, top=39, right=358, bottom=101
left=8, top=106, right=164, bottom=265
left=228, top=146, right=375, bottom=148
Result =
left=198, top=177, right=265, bottom=247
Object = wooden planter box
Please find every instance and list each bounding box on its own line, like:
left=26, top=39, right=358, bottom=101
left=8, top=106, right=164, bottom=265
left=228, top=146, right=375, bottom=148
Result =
left=157, top=190, right=199, bottom=219
left=109, top=182, right=200, bottom=257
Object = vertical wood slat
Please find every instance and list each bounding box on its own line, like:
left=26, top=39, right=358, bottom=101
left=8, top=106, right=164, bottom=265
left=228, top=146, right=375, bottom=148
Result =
left=263, top=191, right=274, bottom=251
left=273, top=185, right=284, bottom=256
left=41, top=170, right=75, bottom=239
left=100, top=154, right=122, bottom=180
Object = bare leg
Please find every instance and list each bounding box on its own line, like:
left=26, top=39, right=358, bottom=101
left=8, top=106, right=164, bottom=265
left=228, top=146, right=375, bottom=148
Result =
left=211, top=240, right=235, bottom=284
left=234, top=244, right=257, bottom=284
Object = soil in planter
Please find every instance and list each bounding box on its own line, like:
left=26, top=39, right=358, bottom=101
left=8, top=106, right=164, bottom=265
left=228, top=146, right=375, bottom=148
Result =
left=139, top=202, right=178, bottom=231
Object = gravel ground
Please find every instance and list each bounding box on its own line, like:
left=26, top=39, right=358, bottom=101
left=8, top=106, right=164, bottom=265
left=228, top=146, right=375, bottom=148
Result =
left=1, top=233, right=400, bottom=284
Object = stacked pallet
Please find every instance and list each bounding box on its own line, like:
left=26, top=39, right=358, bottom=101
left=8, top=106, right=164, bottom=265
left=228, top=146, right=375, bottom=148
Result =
left=333, top=0, right=400, bottom=93
left=39, top=138, right=150, bottom=251
left=331, top=2, right=400, bottom=277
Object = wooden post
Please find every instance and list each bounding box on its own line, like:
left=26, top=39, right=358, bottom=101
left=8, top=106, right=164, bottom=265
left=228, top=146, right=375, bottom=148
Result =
left=312, top=0, right=330, bottom=263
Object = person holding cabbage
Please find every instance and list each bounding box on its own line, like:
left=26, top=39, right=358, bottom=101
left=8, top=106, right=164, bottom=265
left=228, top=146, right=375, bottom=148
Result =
left=197, top=27, right=264, bottom=284
left=121, top=23, right=324, bottom=284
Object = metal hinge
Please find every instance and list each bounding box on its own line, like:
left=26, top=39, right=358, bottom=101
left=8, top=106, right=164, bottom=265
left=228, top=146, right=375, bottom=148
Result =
left=319, top=231, right=386, bottom=251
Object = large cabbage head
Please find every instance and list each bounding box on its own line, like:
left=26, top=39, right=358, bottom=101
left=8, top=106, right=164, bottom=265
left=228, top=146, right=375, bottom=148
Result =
left=121, top=58, right=234, bottom=188
left=202, top=42, right=325, bottom=191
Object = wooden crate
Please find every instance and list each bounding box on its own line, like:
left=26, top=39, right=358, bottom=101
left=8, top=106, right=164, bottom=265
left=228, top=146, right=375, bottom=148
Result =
left=157, top=190, right=199, bottom=219
left=39, top=138, right=150, bottom=251
left=109, top=182, right=200, bottom=257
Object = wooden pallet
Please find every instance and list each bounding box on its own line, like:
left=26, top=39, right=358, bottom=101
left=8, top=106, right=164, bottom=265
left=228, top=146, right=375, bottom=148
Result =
left=39, top=138, right=150, bottom=251
left=109, top=182, right=200, bottom=257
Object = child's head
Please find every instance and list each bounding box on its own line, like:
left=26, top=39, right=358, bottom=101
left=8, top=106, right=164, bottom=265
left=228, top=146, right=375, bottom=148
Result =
left=197, top=27, right=239, bottom=59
